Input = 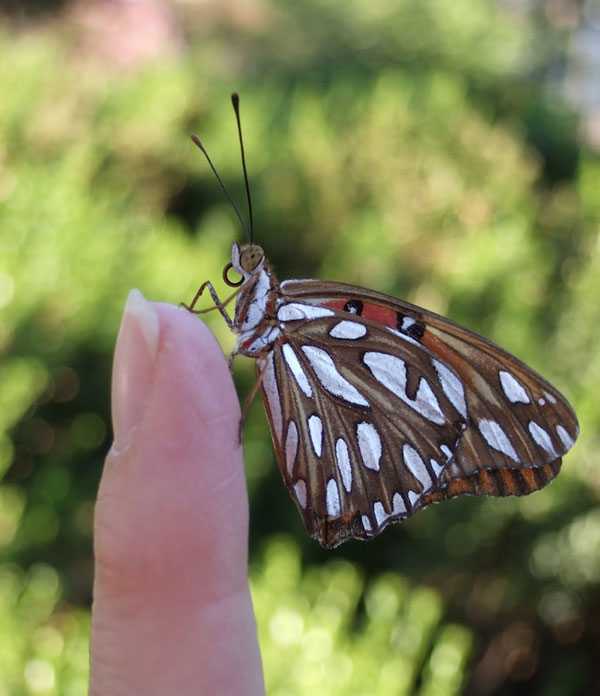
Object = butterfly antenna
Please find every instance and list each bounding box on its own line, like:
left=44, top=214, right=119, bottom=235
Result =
left=231, top=92, right=255, bottom=244
left=190, top=134, right=250, bottom=243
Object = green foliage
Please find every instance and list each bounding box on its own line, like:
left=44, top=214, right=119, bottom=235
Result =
left=253, top=537, right=471, bottom=695
left=0, top=0, right=598, bottom=693
left=0, top=563, right=89, bottom=695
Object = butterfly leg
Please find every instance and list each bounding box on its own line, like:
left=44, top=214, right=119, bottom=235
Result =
left=180, top=281, right=240, bottom=328
left=227, top=350, right=237, bottom=374
left=235, top=357, right=269, bottom=445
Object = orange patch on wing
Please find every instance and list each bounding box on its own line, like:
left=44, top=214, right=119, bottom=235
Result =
left=321, top=299, right=398, bottom=328
left=421, top=330, right=462, bottom=368
left=499, top=469, right=518, bottom=496
left=520, top=468, right=539, bottom=492
left=475, top=468, right=497, bottom=495
left=445, top=479, right=474, bottom=496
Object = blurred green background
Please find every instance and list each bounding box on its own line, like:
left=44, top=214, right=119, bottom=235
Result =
left=1, top=0, right=599, bottom=693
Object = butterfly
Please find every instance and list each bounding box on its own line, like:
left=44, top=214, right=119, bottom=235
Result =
left=186, top=95, right=579, bottom=548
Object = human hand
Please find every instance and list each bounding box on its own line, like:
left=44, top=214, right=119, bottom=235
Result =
left=89, top=290, right=265, bottom=695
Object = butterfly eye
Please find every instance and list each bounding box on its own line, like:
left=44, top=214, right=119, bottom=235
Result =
left=222, top=262, right=243, bottom=287
left=240, top=245, right=264, bottom=272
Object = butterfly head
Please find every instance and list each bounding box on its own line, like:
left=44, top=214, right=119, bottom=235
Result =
left=224, top=241, right=265, bottom=287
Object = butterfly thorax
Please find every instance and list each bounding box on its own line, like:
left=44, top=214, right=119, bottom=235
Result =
left=230, top=243, right=281, bottom=357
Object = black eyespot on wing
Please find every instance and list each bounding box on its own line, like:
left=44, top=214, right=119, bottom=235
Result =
left=343, top=299, right=363, bottom=315
left=397, top=312, right=425, bottom=341
left=409, top=323, right=426, bottom=341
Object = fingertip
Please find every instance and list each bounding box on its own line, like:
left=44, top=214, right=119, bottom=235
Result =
left=111, top=289, right=160, bottom=453
left=151, top=301, right=242, bottom=436
left=93, top=300, right=264, bottom=696
left=99, top=297, right=248, bottom=600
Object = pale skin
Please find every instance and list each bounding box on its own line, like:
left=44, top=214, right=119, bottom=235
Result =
left=90, top=290, right=265, bottom=695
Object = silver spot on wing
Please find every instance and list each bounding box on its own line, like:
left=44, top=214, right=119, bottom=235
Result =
left=433, top=359, right=467, bottom=418
left=356, top=421, right=382, bottom=471
left=293, top=479, right=307, bottom=509
left=302, top=346, right=369, bottom=407
left=403, top=443, right=433, bottom=491
left=335, top=438, right=353, bottom=493
left=408, top=491, right=420, bottom=505
left=362, top=515, right=372, bottom=534
left=392, top=492, right=406, bottom=516
left=429, top=458, right=444, bottom=477
left=373, top=494, right=406, bottom=529
left=478, top=419, right=519, bottom=462
left=326, top=478, right=341, bottom=517
left=329, top=320, right=367, bottom=340
left=528, top=421, right=558, bottom=458
left=373, top=501, right=387, bottom=527
left=363, top=352, right=445, bottom=424
left=285, top=421, right=299, bottom=476
left=277, top=302, right=335, bottom=322
left=261, top=356, right=282, bottom=445
left=499, top=370, right=530, bottom=404
left=307, top=414, right=323, bottom=457
left=282, top=343, right=313, bottom=398
left=440, top=444, right=453, bottom=462
left=556, top=424, right=574, bottom=451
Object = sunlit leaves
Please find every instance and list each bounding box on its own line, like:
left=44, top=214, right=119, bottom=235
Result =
left=252, top=538, right=472, bottom=695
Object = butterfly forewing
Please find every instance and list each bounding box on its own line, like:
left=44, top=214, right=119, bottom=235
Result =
left=256, top=280, right=578, bottom=548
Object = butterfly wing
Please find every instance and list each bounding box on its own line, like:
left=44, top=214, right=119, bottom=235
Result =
left=257, top=280, right=578, bottom=548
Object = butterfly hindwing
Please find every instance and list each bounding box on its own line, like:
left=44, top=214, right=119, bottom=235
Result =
left=256, top=280, right=578, bottom=548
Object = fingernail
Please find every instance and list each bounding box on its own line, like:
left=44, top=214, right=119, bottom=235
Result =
left=111, top=289, right=160, bottom=452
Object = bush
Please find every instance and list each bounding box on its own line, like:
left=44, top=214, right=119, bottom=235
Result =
left=0, top=1, right=597, bottom=692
